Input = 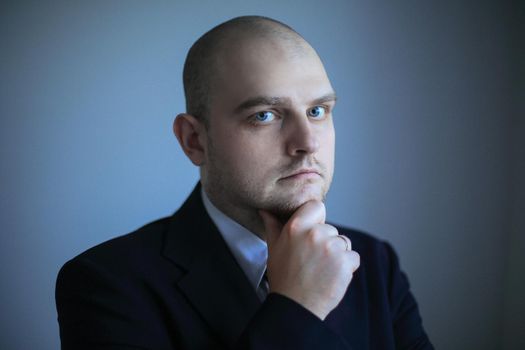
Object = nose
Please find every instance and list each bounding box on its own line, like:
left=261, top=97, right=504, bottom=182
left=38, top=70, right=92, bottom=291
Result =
left=285, top=115, right=320, bottom=156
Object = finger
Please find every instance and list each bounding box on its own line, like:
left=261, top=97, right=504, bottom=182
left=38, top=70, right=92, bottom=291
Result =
left=337, top=234, right=352, bottom=251
left=318, top=224, right=339, bottom=237
left=348, top=250, right=360, bottom=272
left=285, top=200, right=326, bottom=234
left=259, top=210, right=283, bottom=248
left=307, top=224, right=338, bottom=244
left=331, top=235, right=350, bottom=252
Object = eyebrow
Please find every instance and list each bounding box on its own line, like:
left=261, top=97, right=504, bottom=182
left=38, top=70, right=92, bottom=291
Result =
left=233, top=91, right=337, bottom=114
left=312, top=92, right=338, bottom=105
left=234, top=96, right=289, bottom=114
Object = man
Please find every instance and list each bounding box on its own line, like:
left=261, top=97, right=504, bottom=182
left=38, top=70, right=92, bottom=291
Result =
left=56, top=16, right=433, bottom=349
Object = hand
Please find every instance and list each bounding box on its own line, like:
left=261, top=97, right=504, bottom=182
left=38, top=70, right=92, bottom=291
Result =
left=259, top=200, right=360, bottom=320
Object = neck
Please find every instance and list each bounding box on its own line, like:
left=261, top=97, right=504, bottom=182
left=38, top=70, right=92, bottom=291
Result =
left=202, top=188, right=267, bottom=240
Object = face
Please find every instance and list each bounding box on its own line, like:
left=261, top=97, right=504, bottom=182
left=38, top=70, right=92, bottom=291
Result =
left=201, top=38, right=336, bottom=220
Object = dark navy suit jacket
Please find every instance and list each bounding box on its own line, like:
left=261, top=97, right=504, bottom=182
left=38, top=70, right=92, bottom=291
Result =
left=56, top=184, right=433, bottom=349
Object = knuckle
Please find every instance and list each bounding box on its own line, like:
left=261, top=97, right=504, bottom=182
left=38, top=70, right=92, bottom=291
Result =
left=341, top=260, right=354, bottom=276
left=307, top=226, right=323, bottom=244
left=287, top=217, right=302, bottom=234
left=350, top=251, right=360, bottom=269
left=326, top=225, right=338, bottom=236
left=322, top=239, right=338, bottom=255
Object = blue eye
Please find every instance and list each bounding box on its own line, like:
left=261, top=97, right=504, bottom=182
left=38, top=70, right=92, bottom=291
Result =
left=253, top=111, right=275, bottom=123
left=307, top=106, right=326, bottom=118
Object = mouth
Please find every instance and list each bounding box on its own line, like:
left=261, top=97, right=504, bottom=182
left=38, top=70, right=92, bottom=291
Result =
left=280, top=168, right=322, bottom=181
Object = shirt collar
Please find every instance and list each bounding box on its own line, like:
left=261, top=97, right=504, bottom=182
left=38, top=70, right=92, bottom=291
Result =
left=200, top=188, right=268, bottom=292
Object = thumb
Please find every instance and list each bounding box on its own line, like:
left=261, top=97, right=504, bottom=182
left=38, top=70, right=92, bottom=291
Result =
left=258, top=210, right=283, bottom=248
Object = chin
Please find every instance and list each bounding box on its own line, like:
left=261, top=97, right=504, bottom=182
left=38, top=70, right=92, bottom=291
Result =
left=265, top=187, right=326, bottom=222
left=292, top=183, right=325, bottom=203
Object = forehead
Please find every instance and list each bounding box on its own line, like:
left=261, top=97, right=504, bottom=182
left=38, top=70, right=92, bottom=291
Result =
left=211, top=37, right=333, bottom=110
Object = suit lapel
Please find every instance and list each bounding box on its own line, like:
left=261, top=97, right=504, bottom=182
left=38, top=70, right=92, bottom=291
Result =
left=162, top=184, right=261, bottom=348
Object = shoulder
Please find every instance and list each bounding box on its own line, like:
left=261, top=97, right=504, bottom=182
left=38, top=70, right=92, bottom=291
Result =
left=328, top=228, right=433, bottom=348
left=57, top=216, right=174, bottom=284
left=55, top=216, right=183, bottom=348
left=74, top=216, right=170, bottom=262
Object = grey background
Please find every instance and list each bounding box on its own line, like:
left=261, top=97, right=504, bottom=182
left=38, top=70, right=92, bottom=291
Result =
left=1, top=1, right=523, bottom=349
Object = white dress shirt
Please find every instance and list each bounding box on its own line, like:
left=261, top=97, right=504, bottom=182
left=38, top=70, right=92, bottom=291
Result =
left=201, top=188, right=269, bottom=300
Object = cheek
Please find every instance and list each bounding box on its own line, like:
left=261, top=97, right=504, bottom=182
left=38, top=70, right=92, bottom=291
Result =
left=320, top=125, right=335, bottom=157
left=213, top=133, right=271, bottom=172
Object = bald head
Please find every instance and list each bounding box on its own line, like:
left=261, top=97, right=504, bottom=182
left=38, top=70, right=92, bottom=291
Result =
left=183, top=16, right=315, bottom=124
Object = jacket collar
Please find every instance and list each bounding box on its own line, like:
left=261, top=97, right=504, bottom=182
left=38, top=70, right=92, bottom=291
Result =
left=201, top=187, right=268, bottom=296
left=162, top=183, right=261, bottom=347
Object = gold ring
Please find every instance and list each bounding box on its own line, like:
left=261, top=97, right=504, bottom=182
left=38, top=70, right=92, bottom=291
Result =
left=336, top=235, right=350, bottom=251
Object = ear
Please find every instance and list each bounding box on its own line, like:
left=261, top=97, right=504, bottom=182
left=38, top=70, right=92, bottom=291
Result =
left=173, top=113, right=207, bottom=166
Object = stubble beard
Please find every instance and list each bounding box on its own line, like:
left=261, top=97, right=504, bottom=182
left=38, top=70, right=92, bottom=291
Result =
left=204, top=139, right=332, bottom=225
left=262, top=176, right=330, bottom=222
